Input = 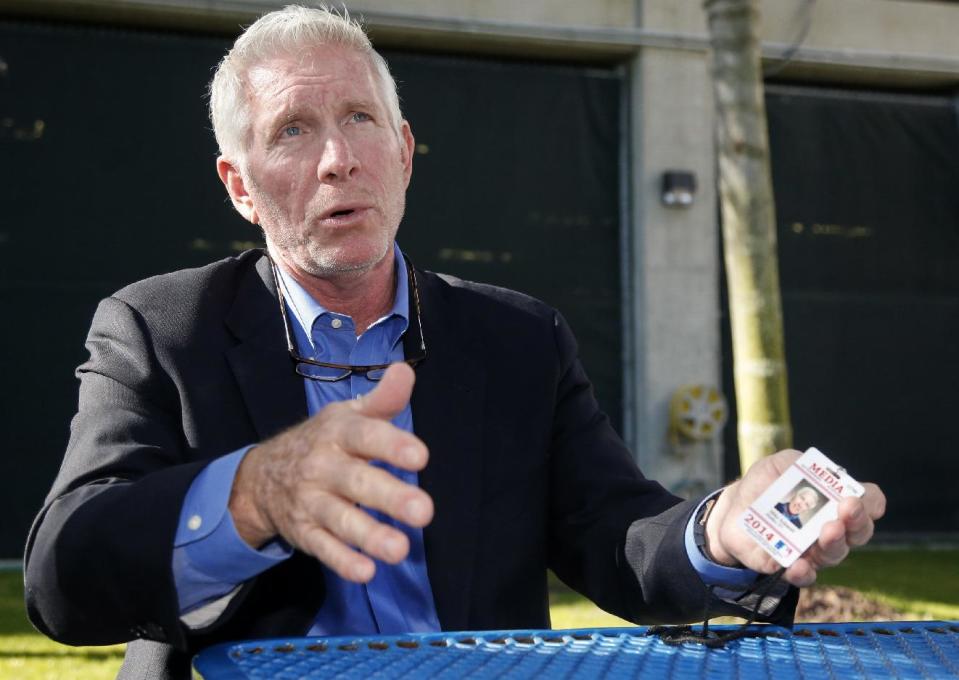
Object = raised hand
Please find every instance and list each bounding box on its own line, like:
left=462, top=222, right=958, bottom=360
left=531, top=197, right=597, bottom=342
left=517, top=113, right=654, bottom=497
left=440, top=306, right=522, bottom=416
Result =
left=228, top=362, right=433, bottom=583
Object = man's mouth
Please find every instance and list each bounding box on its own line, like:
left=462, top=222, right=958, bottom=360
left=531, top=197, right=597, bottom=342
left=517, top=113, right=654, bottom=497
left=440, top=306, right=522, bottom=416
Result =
left=320, top=204, right=368, bottom=223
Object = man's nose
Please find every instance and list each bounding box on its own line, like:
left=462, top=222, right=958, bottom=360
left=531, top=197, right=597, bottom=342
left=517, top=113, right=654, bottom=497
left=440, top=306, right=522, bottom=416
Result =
left=317, top=132, right=358, bottom=181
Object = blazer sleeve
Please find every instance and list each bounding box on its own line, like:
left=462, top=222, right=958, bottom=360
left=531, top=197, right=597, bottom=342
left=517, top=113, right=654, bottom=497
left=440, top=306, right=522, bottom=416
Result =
left=24, top=295, right=204, bottom=650
left=544, top=311, right=797, bottom=625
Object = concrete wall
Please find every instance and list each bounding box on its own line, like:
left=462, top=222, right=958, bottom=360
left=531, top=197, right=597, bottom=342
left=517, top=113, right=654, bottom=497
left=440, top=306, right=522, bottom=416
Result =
left=632, top=0, right=959, bottom=491
left=625, top=23, right=720, bottom=492
left=7, top=0, right=959, bottom=490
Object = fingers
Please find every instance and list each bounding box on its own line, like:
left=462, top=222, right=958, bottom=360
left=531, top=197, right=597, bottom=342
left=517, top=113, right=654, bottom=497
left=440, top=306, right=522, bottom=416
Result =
left=836, top=496, right=872, bottom=548
left=334, top=460, right=434, bottom=528
left=835, top=485, right=884, bottom=549
left=813, top=517, right=850, bottom=566
left=783, top=491, right=881, bottom=586
left=736, top=449, right=802, bottom=503
left=340, top=363, right=427, bottom=469
left=784, top=557, right=818, bottom=588
left=339, top=416, right=428, bottom=471
left=308, top=493, right=411, bottom=564
left=763, top=448, right=803, bottom=476
left=351, top=362, right=416, bottom=420
left=861, top=482, right=887, bottom=521
left=279, top=469, right=430, bottom=582
left=295, top=524, right=376, bottom=583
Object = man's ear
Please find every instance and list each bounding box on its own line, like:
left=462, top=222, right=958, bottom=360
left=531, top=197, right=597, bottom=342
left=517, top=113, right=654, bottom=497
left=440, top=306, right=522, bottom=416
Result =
left=399, top=121, right=415, bottom=188
left=216, top=156, right=259, bottom=224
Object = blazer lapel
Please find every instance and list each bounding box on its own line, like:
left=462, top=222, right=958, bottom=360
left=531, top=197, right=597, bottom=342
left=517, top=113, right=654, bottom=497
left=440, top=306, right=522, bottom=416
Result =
left=408, top=270, right=486, bottom=631
left=225, top=253, right=308, bottom=440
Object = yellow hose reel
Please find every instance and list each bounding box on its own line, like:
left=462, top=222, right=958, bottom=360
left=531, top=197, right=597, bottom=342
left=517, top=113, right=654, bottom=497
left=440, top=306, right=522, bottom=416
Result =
left=669, top=385, right=728, bottom=441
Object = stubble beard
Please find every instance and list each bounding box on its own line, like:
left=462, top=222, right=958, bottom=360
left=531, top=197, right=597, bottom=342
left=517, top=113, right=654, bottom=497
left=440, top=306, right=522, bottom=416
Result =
left=279, top=229, right=392, bottom=279
left=254, top=188, right=403, bottom=280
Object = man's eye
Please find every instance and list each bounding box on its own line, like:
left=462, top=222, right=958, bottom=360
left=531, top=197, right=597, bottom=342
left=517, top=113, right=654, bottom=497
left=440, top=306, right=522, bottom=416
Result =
left=350, top=112, right=372, bottom=123
left=283, top=126, right=301, bottom=137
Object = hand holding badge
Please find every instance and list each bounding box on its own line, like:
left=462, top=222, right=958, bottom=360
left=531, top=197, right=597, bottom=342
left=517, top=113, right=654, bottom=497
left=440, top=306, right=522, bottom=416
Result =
left=704, top=447, right=885, bottom=588
left=739, top=447, right=865, bottom=568
left=657, top=447, right=880, bottom=646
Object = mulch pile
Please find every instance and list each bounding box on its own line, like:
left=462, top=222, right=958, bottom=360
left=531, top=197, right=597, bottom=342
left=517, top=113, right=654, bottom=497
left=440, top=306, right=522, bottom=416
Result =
left=795, top=585, right=905, bottom=622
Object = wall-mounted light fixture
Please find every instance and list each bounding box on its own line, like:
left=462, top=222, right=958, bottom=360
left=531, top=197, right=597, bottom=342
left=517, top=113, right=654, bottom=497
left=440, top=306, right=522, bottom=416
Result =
left=661, top=170, right=697, bottom=208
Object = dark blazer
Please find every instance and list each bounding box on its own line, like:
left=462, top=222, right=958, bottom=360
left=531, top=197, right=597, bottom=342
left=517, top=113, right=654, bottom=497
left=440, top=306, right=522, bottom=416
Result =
left=24, top=250, right=793, bottom=679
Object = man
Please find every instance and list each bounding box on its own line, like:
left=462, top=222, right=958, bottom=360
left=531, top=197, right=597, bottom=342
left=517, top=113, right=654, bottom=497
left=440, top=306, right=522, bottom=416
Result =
left=24, top=6, right=885, bottom=679
left=775, top=487, right=822, bottom=529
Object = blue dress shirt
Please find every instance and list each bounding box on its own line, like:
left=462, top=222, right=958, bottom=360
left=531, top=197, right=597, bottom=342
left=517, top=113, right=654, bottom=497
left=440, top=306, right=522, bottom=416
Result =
left=172, top=243, right=756, bottom=634
left=173, top=244, right=440, bottom=635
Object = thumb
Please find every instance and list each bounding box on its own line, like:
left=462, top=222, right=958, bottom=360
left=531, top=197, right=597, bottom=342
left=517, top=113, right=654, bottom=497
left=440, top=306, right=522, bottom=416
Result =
left=352, top=362, right=415, bottom=420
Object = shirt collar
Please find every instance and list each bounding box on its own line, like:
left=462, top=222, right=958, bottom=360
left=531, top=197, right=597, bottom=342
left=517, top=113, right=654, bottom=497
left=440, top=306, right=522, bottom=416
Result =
left=273, top=242, right=410, bottom=343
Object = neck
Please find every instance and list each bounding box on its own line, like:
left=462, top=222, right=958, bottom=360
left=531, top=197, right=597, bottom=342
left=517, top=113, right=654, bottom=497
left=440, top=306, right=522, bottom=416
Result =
left=272, top=248, right=397, bottom=335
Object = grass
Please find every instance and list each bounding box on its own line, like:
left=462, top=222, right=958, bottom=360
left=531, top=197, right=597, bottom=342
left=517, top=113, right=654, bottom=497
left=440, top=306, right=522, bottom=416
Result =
left=548, top=548, right=959, bottom=628
left=0, top=573, right=124, bottom=680
left=1, top=549, right=956, bottom=677
left=814, top=548, right=959, bottom=621
left=0, top=635, right=124, bottom=680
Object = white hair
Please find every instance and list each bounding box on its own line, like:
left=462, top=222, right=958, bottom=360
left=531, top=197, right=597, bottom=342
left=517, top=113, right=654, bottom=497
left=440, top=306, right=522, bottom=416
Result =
left=794, top=487, right=819, bottom=506
left=208, top=4, right=402, bottom=161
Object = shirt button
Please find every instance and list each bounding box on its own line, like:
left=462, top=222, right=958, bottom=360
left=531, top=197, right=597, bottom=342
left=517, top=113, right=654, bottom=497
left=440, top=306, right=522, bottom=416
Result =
left=187, top=515, right=202, bottom=531
left=331, top=318, right=343, bottom=329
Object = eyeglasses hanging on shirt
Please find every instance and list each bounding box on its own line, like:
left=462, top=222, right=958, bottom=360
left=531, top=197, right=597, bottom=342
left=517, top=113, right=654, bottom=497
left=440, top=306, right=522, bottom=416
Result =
left=267, top=252, right=427, bottom=382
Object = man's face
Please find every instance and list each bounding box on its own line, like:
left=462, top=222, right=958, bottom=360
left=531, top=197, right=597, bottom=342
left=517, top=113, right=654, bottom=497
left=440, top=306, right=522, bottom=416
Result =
left=788, top=492, right=814, bottom=515
left=226, top=45, right=414, bottom=278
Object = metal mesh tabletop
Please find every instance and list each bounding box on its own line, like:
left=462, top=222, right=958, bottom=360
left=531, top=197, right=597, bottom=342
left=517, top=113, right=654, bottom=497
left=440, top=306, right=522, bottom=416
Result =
left=193, top=621, right=959, bottom=679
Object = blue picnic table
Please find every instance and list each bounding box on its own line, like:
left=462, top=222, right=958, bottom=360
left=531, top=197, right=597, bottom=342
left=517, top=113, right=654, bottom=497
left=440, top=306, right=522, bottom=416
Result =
left=193, top=621, right=959, bottom=678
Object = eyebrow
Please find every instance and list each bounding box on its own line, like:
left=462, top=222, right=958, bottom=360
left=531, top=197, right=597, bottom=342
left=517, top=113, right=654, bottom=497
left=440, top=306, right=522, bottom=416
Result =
left=343, top=99, right=380, bottom=114
left=260, top=96, right=385, bottom=140
left=274, top=110, right=301, bottom=126
left=266, top=98, right=380, bottom=124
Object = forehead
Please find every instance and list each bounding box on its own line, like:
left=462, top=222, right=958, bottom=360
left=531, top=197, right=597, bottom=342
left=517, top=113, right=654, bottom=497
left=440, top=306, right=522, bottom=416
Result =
left=245, top=45, right=381, bottom=115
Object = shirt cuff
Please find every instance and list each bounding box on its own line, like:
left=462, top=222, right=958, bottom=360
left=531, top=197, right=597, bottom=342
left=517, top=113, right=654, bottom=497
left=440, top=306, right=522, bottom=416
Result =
left=684, top=489, right=759, bottom=589
left=173, top=446, right=292, bottom=613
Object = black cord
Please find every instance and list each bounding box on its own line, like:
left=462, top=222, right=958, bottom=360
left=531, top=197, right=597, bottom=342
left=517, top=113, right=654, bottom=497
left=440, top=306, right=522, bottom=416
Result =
left=646, top=567, right=787, bottom=648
